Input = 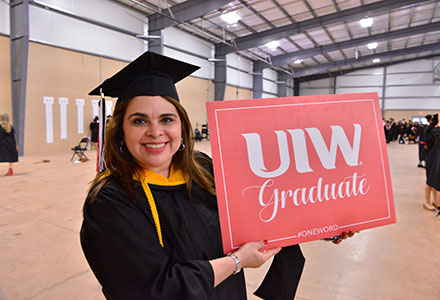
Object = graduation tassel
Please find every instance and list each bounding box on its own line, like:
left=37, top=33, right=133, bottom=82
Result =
left=97, top=88, right=107, bottom=172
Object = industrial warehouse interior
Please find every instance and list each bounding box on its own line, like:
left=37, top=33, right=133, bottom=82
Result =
left=1, top=0, right=440, bottom=299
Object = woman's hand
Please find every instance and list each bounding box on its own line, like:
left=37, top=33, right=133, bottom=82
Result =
left=331, top=230, right=357, bottom=245
left=234, top=240, right=281, bottom=269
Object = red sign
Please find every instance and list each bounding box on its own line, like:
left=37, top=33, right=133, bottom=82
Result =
left=207, top=93, right=395, bottom=254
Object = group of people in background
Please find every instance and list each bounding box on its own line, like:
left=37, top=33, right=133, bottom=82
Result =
left=383, top=118, right=424, bottom=145
left=384, top=115, right=440, bottom=217
left=0, top=113, right=18, bottom=176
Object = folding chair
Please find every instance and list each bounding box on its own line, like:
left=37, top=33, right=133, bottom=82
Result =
left=201, top=124, right=209, bottom=140
left=71, top=137, right=89, bottom=161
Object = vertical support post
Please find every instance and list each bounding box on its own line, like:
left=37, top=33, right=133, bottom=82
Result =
left=147, top=29, right=163, bottom=54
left=381, top=66, right=387, bottom=117
left=277, top=72, right=288, bottom=97
left=10, top=0, right=29, bottom=156
left=333, top=76, right=337, bottom=94
left=148, top=13, right=164, bottom=54
left=214, top=51, right=226, bottom=101
left=293, top=78, right=300, bottom=96
left=252, top=62, right=263, bottom=99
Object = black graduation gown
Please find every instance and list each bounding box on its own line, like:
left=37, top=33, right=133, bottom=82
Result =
left=426, top=126, right=440, bottom=191
left=0, top=126, right=18, bottom=163
left=90, top=121, right=99, bottom=143
left=80, top=179, right=305, bottom=300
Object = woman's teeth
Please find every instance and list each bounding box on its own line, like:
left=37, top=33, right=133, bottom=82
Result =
left=145, top=143, right=165, bottom=149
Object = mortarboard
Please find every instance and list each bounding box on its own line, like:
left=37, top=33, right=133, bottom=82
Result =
left=89, top=51, right=200, bottom=103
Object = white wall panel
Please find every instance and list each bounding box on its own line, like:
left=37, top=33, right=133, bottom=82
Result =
left=263, top=68, right=277, bottom=81
left=386, top=85, right=440, bottom=97
left=300, top=89, right=333, bottom=96
left=163, top=48, right=211, bottom=80
left=336, top=87, right=383, bottom=97
left=226, top=68, right=252, bottom=89
left=39, top=0, right=144, bottom=33
left=384, top=98, right=440, bottom=110
left=301, top=78, right=332, bottom=88
left=263, top=79, right=277, bottom=94
left=164, top=27, right=212, bottom=59
left=0, top=1, right=9, bottom=35
left=226, top=53, right=252, bottom=73
left=262, top=92, right=276, bottom=98
left=337, top=75, right=383, bottom=86
left=386, top=73, right=433, bottom=85
left=387, top=59, right=432, bottom=73
left=29, top=2, right=145, bottom=61
left=348, top=67, right=384, bottom=75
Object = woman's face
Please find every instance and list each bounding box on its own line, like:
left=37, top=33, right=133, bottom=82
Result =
left=123, top=96, right=182, bottom=177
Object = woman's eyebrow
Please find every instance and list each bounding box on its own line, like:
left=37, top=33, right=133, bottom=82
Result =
left=128, top=112, right=148, bottom=119
left=160, top=113, right=178, bottom=118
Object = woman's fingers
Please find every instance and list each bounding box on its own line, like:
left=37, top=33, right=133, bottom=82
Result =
left=261, top=247, right=282, bottom=259
left=332, top=230, right=358, bottom=244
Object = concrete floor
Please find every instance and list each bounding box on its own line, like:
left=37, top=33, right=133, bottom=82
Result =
left=0, top=141, right=439, bottom=300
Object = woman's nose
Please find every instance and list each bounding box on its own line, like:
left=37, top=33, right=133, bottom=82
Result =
left=147, top=123, right=163, bottom=138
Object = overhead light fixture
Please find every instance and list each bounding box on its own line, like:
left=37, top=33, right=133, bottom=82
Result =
left=294, top=59, right=303, bottom=64
left=373, top=58, right=381, bottom=63
left=221, top=11, right=241, bottom=24
left=367, top=42, right=378, bottom=49
left=208, top=58, right=226, bottom=62
left=265, top=41, right=280, bottom=50
left=360, top=17, right=373, bottom=28
left=136, top=34, right=161, bottom=40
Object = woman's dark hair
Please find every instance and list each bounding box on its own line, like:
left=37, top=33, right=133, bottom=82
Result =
left=87, top=96, right=215, bottom=204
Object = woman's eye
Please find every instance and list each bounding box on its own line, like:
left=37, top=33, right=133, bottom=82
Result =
left=133, top=119, right=147, bottom=125
left=161, top=117, right=173, bottom=124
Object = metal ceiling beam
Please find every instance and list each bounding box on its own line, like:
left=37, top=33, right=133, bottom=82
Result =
left=148, top=0, right=233, bottom=31
left=254, top=21, right=440, bottom=69
left=300, top=53, right=440, bottom=82
left=216, top=0, right=431, bottom=55
left=293, top=41, right=440, bottom=78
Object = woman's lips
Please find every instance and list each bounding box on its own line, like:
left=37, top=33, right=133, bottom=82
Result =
left=143, top=142, right=167, bottom=153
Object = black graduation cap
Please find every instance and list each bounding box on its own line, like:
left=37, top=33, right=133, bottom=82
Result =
left=89, top=51, right=200, bottom=103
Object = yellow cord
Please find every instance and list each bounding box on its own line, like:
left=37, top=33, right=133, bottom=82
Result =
left=140, top=179, right=164, bottom=248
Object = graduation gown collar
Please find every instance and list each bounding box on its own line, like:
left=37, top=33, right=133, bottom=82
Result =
left=101, top=166, right=187, bottom=186
left=139, top=167, right=187, bottom=186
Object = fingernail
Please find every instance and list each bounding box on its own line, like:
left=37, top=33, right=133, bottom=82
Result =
left=263, top=239, right=268, bottom=245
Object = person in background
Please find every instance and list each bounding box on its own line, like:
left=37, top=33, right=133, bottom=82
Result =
left=90, top=116, right=99, bottom=150
left=384, top=120, right=392, bottom=143
left=80, top=51, right=355, bottom=300
left=0, top=113, right=18, bottom=176
left=423, top=114, right=438, bottom=211
left=418, top=115, right=431, bottom=168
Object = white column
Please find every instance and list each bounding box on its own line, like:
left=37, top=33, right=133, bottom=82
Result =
left=59, top=97, right=69, bottom=139
left=92, top=99, right=99, bottom=117
left=44, top=96, right=54, bottom=144
left=76, top=98, right=85, bottom=134
left=105, top=100, right=113, bottom=116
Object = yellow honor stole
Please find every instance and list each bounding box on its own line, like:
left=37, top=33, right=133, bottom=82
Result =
left=135, top=168, right=187, bottom=248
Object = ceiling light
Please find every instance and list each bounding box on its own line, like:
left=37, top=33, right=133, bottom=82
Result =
left=294, top=59, right=303, bottom=64
left=265, top=41, right=280, bottom=50
left=367, top=42, right=378, bottom=49
left=221, top=11, right=241, bottom=24
left=373, top=58, right=381, bottom=63
left=360, top=17, right=373, bottom=28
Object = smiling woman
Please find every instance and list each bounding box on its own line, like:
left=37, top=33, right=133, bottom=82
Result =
left=122, top=96, right=182, bottom=177
left=80, top=51, right=306, bottom=300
